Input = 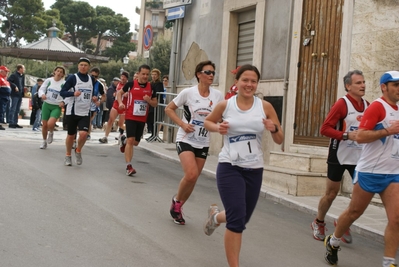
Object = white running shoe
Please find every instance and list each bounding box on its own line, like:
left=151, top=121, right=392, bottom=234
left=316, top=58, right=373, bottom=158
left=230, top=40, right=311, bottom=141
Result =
left=47, top=132, right=54, bottom=144
left=64, top=156, right=72, bottom=166
left=40, top=141, right=47, bottom=149
left=203, top=204, right=220, bottom=236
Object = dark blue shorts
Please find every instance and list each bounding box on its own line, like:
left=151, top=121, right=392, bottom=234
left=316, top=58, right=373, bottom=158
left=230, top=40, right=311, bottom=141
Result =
left=216, top=162, right=263, bottom=233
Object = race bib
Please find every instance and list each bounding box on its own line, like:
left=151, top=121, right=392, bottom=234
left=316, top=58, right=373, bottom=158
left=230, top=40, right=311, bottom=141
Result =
left=78, top=89, right=91, bottom=103
left=346, top=126, right=363, bottom=150
left=133, top=100, right=148, bottom=116
left=188, top=120, right=207, bottom=143
left=229, top=134, right=259, bottom=165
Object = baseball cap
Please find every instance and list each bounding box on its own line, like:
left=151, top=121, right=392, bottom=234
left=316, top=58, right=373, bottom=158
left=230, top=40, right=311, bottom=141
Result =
left=0, top=65, right=10, bottom=72
left=78, top=57, right=91, bottom=65
left=380, top=71, right=399, bottom=85
left=113, top=77, right=120, bottom=81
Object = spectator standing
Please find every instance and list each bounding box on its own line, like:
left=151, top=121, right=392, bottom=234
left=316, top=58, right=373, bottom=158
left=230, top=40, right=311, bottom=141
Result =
left=87, top=67, right=105, bottom=140
left=103, top=77, right=120, bottom=125
left=30, top=78, right=44, bottom=125
left=7, top=64, right=25, bottom=128
left=146, top=68, right=164, bottom=141
left=31, top=90, right=43, bottom=132
left=0, top=65, right=12, bottom=130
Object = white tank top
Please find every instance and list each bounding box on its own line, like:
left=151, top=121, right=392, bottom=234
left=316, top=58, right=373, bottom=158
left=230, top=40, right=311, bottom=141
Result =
left=66, top=74, right=93, bottom=116
left=355, top=98, right=399, bottom=174
left=219, top=95, right=266, bottom=168
left=336, top=96, right=368, bottom=165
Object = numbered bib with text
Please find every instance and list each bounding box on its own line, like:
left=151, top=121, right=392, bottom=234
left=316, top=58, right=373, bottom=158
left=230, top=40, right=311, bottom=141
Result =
left=229, top=134, right=259, bottom=165
left=133, top=100, right=148, bottom=116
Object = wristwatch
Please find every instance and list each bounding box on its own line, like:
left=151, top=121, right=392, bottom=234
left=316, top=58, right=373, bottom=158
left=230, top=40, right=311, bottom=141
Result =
left=342, top=132, right=348, bottom=141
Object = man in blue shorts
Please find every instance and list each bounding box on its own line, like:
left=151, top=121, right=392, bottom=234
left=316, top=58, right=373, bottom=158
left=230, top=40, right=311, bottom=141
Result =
left=324, top=71, right=399, bottom=267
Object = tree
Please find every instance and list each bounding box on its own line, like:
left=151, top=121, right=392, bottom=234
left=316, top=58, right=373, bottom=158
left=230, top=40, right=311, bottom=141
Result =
left=102, top=34, right=136, bottom=62
left=149, top=36, right=171, bottom=78
left=0, top=0, right=49, bottom=46
left=51, top=0, right=96, bottom=48
left=91, top=7, right=130, bottom=55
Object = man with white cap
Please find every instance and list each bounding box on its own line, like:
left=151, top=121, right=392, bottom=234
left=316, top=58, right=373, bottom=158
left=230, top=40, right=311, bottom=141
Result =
left=0, top=65, right=12, bottom=130
left=60, top=57, right=97, bottom=166
left=324, top=70, right=399, bottom=267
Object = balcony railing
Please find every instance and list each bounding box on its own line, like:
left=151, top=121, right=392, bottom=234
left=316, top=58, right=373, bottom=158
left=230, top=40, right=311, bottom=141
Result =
left=144, top=20, right=164, bottom=29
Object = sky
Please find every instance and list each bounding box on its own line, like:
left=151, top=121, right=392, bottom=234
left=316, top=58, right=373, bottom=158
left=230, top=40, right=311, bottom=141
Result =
left=42, top=0, right=142, bottom=33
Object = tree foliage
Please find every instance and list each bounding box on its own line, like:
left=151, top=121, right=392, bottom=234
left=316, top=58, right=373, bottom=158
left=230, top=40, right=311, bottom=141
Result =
left=0, top=0, right=49, bottom=45
left=149, top=36, right=171, bottom=78
left=102, top=34, right=136, bottom=62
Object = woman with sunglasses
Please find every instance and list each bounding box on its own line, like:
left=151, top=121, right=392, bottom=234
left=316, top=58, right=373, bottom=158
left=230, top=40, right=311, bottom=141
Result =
left=165, top=60, right=224, bottom=225
left=202, top=64, right=284, bottom=267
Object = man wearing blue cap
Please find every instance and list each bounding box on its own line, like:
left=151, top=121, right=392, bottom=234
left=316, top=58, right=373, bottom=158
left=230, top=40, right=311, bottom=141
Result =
left=60, top=57, right=97, bottom=166
left=324, top=71, right=399, bottom=267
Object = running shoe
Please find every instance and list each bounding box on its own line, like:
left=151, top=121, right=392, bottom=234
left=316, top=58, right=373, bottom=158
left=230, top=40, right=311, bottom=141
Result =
left=120, top=135, right=127, bottom=153
left=126, top=164, right=136, bottom=176
left=334, top=220, right=352, bottom=244
left=99, top=136, right=108, bottom=143
left=170, top=196, right=185, bottom=225
left=75, top=149, right=82, bottom=165
left=40, top=141, right=47, bottom=149
left=86, top=134, right=91, bottom=140
left=203, top=204, right=220, bottom=236
left=311, top=219, right=326, bottom=241
left=47, top=132, right=54, bottom=144
left=324, top=234, right=340, bottom=265
left=72, top=140, right=77, bottom=149
left=117, top=134, right=122, bottom=146
left=32, top=128, right=40, bottom=132
left=64, top=156, right=72, bottom=166
left=388, top=264, right=398, bottom=267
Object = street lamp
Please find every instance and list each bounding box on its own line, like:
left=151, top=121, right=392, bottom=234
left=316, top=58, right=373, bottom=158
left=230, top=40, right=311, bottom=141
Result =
left=120, top=55, right=129, bottom=74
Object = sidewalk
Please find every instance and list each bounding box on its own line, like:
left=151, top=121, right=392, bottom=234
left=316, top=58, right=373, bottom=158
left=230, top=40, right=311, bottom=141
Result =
left=11, top=119, right=387, bottom=243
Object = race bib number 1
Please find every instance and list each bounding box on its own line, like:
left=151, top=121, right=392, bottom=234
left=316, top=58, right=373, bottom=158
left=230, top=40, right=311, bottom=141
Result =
left=229, top=134, right=259, bottom=165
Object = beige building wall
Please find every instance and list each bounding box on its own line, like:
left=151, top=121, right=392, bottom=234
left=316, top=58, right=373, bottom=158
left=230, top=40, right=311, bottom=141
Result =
left=350, top=0, right=399, bottom=102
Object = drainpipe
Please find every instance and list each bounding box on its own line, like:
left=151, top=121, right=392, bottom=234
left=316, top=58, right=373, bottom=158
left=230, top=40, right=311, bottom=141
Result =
left=281, top=0, right=295, bottom=152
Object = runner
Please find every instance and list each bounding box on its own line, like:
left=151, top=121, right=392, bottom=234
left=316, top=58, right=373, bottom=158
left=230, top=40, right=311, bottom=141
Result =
left=165, top=60, right=223, bottom=225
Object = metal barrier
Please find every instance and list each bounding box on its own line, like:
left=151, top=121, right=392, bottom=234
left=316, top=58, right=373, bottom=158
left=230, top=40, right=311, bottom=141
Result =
left=146, top=92, right=182, bottom=143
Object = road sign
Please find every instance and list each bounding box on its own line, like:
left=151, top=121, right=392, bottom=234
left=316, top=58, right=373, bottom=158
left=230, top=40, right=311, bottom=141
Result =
left=163, top=0, right=192, bottom=9
left=143, top=25, right=153, bottom=50
left=166, top=6, right=185, bottom=21
left=143, top=50, right=150, bottom=58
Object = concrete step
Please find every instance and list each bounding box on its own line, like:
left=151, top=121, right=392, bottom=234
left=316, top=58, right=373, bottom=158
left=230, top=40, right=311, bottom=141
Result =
left=263, top=165, right=327, bottom=196
left=269, top=151, right=327, bottom=173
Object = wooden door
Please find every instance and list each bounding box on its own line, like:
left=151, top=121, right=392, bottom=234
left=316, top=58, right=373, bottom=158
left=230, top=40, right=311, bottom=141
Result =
left=294, top=0, right=344, bottom=147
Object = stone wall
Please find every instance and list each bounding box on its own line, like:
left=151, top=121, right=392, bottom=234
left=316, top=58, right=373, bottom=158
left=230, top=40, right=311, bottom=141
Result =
left=350, top=0, right=399, bottom=102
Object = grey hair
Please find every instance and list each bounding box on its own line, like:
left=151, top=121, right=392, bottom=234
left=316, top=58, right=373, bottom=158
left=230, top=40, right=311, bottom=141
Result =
left=343, top=70, right=363, bottom=91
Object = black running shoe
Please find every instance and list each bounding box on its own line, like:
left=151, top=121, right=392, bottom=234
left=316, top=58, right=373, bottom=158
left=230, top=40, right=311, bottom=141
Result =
left=170, top=196, right=185, bottom=225
left=324, top=234, right=340, bottom=265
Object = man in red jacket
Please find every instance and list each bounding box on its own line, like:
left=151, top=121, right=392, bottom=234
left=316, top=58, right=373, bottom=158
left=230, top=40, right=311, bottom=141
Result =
left=0, top=65, right=12, bottom=130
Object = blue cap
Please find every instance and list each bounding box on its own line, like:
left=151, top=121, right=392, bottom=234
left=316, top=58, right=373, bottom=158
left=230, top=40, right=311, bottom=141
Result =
left=380, top=71, right=399, bottom=85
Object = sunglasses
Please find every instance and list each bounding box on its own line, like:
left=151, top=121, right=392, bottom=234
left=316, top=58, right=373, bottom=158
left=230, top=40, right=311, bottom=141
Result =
left=201, top=70, right=215, bottom=76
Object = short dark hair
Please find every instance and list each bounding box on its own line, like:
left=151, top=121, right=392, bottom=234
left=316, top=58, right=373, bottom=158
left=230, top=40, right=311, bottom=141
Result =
left=343, top=70, right=363, bottom=92
left=195, top=60, right=216, bottom=82
left=162, top=75, right=169, bottom=81
left=138, top=64, right=151, bottom=73
left=37, top=78, right=44, bottom=82
left=90, top=67, right=100, bottom=74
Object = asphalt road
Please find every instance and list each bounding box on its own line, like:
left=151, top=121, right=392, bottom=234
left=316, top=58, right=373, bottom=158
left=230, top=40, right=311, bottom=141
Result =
left=0, top=134, right=391, bottom=267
